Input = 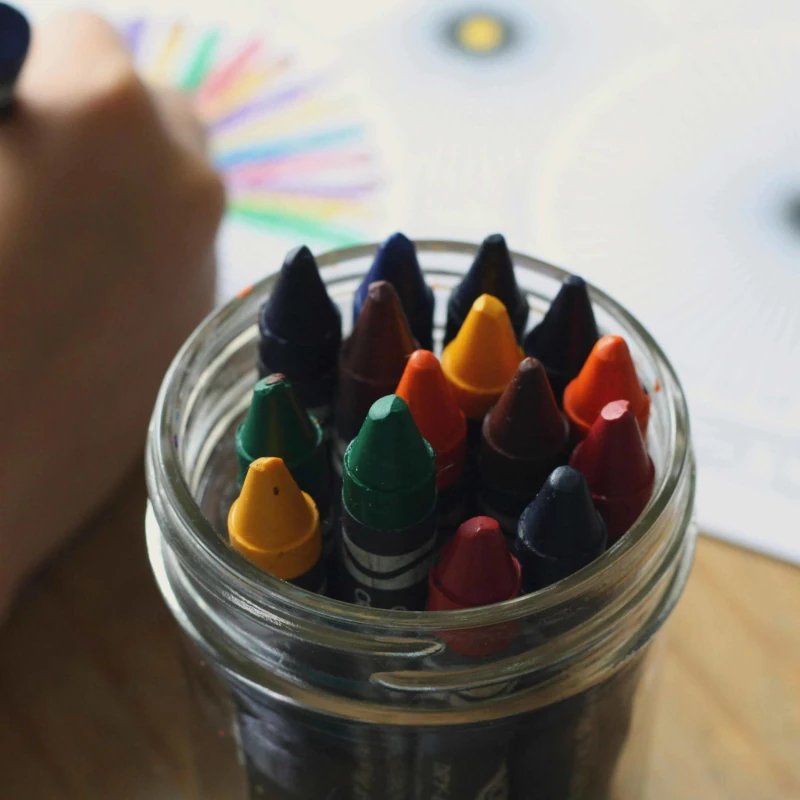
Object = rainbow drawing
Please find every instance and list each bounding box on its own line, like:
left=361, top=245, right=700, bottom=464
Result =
left=121, top=18, right=383, bottom=247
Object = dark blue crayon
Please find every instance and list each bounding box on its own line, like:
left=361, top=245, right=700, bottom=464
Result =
left=353, top=232, right=434, bottom=350
left=524, top=275, right=599, bottom=405
left=515, top=466, right=607, bottom=592
left=444, top=233, right=529, bottom=346
left=511, top=468, right=640, bottom=800
left=258, top=246, right=342, bottom=423
left=0, top=3, right=29, bottom=118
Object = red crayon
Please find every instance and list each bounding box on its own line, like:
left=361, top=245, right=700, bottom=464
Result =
left=418, top=517, right=522, bottom=799
left=569, top=400, right=655, bottom=543
left=428, top=516, right=521, bottom=656
left=563, top=334, right=650, bottom=441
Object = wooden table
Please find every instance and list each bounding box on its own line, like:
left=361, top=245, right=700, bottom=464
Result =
left=1, top=467, right=798, bottom=799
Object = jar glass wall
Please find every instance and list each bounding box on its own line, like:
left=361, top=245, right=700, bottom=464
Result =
left=145, top=241, right=696, bottom=800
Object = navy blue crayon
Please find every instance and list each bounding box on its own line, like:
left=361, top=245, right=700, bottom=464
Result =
left=0, top=3, right=29, bottom=117
left=353, top=232, right=434, bottom=350
left=257, top=246, right=342, bottom=422
left=444, top=233, right=529, bottom=346
left=515, top=466, right=607, bottom=592
left=524, top=275, right=599, bottom=405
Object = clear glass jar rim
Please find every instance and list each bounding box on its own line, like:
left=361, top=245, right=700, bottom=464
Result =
left=146, top=240, right=693, bottom=632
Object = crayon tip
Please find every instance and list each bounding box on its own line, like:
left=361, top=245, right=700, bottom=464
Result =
left=336, top=281, right=418, bottom=442
left=343, top=281, right=417, bottom=385
left=228, top=457, right=321, bottom=581
left=563, top=335, right=651, bottom=439
left=343, top=395, right=435, bottom=530
left=516, top=466, right=607, bottom=590
left=484, top=357, right=568, bottom=457
left=353, top=233, right=434, bottom=349
left=441, top=294, right=524, bottom=419
left=428, top=517, right=521, bottom=610
left=569, top=400, right=655, bottom=542
left=257, top=246, right=342, bottom=409
left=235, top=375, right=323, bottom=484
left=260, top=245, right=341, bottom=344
left=396, top=350, right=467, bottom=489
left=444, top=234, right=529, bottom=344
left=524, top=275, right=599, bottom=402
left=0, top=4, right=30, bottom=84
left=480, top=358, right=570, bottom=501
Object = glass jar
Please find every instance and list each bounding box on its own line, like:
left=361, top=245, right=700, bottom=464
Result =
left=145, top=240, right=696, bottom=800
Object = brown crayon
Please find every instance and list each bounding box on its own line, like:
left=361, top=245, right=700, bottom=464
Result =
left=479, top=358, right=571, bottom=536
left=334, top=281, right=417, bottom=466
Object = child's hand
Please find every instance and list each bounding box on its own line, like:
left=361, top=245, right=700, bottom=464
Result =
left=0, top=12, right=225, bottom=613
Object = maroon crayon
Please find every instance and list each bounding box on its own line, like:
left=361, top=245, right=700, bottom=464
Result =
left=569, top=399, right=655, bottom=543
left=478, top=358, right=571, bottom=536
left=334, top=281, right=417, bottom=465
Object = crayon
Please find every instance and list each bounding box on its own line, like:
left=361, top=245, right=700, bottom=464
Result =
left=338, top=394, right=437, bottom=610
left=234, top=685, right=414, bottom=799
left=515, top=466, right=607, bottom=593
left=353, top=232, right=435, bottom=349
left=478, top=357, right=571, bottom=537
left=334, top=280, right=417, bottom=466
left=396, top=350, right=468, bottom=540
left=441, top=293, right=524, bottom=450
left=563, top=334, right=651, bottom=441
left=427, top=516, right=521, bottom=650
left=509, top=658, right=646, bottom=800
left=444, top=233, right=529, bottom=346
left=235, top=374, right=335, bottom=563
left=524, top=275, right=599, bottom=405
left=414, top=516, right=521, bottom=800
left=509, top=468, right=634, bottom=800
left=228, top=456, right=326, bottom=593
left=570, top=399, right=655, bottom=544
left=257, top=245, right=342, bottom=423
left=0, top=3, right=29, bottom=118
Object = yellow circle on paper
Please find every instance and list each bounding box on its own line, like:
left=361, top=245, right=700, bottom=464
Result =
left=455, top=14, right=506, bottom=54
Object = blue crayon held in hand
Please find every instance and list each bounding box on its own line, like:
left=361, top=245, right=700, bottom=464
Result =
left=0, top=3, right=30, bottom=117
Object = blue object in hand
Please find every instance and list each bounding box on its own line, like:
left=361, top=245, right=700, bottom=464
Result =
left=0, top=3, right=30, bottom=117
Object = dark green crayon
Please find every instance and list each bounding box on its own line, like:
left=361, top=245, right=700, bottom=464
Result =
left=235, top=374, right=335, bottom=564
left=338, top=394, right=437, bottom=610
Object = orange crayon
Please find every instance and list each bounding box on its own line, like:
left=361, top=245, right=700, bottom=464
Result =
left=441, top=294, right=524, bottom=423
left=397, top=350, right=469, bottom=537
left=562, top=335, right=651, bottom=441
left=228, top=457, right=325, bottom=592
left=396, top=350, right=467, bottom=489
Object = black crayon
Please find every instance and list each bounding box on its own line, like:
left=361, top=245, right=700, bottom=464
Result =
left=444, top=233, right=529, bottom=346
left=258, top=245, right=342, bottom=424
left=524, top=275, right=599, bottom=405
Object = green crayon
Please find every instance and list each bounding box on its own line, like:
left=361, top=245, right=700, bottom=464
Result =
left=235, top=375, right=334, bottom=560
left=338, top=395, right=437, bottom=610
